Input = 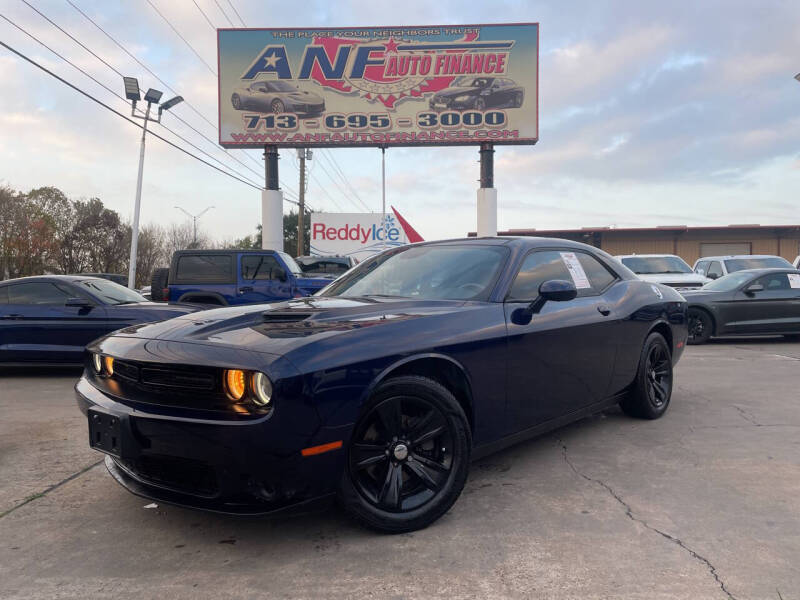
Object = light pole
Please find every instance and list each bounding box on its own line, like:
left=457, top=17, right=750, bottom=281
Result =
left=123, top=76, right=183, bottom=288
left=175, top=205, right=215, bottom=247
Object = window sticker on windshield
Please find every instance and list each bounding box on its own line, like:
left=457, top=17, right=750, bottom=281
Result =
left=788, top=273, right=800, bottom=289
left=559, top=252, right=592, bottom=289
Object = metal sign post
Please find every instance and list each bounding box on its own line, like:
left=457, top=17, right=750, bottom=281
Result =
left=262, top=145, right=283, bottom=251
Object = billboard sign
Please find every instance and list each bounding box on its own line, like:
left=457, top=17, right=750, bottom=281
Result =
left=218, top=24, right=538, bottom=148
left=311, top=208, right=423, bottom=260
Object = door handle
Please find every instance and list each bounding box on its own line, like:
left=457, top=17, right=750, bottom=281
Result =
left=238, top=286, right=253, bottom=294
left=597, top=304, right=611, bottom=316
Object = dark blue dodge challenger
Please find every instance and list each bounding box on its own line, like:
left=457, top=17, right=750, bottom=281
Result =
left=76, top=237, right=687, bottom=532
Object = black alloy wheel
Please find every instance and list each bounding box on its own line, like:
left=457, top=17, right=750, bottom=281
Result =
left=687, top=308, right=712, bottom=345
left=620, top=332, right=673, bottom=419
left=339, top=376, right=470, bottom=533
left=645, top=343, right=671, bottom=409
left=271, top=99, right=285, bottom=113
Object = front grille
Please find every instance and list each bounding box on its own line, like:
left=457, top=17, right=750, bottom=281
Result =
left=140, top=366, right=215, bottom=390
left=119, top=455, right=218, bottom=497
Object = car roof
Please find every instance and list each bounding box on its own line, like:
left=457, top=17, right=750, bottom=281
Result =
left=436, top=236, right=602, bottom=250
left=697, top=255, right=785, bottom=260
left=615, top=254, right=681, bottom=259
left=0, top=274, right=105, bottom=286
left=722, top=267, right=800, bottom=276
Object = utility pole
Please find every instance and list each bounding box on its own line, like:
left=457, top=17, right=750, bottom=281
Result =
left=297, top=148, right=312, bottom=256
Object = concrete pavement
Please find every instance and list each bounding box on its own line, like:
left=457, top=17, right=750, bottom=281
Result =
left=1, top=340, right=798, bottom=599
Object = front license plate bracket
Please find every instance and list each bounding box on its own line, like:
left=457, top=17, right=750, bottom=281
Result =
left=88, top=408, right=124, bottom=458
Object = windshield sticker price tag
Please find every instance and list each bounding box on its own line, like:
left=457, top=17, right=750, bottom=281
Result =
left=788, top=273, right=800, bottom=289
left=560, top=252, right=591, bottom=289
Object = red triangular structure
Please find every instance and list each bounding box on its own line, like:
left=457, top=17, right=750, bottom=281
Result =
left=391, top=206, right=424, bottom=243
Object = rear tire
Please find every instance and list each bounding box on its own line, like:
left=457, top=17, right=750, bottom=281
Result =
left=338, top=376, right=471, bottom=533
left=687, top=308, right=712, bottom=345
left=620, top=332, right=673, bottom=420
left=150, top=268, right=169, bottom=302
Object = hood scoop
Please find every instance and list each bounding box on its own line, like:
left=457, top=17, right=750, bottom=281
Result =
left=262, top=310, right=316, bottom=323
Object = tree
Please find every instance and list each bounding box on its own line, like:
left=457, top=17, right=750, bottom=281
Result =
left=0, top=186, right=60, bottom=279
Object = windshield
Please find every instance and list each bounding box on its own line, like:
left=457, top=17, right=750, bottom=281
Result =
left=320, top=245, right=508, bottom=301
left=269, top=81, right=297, bottom=92
left=621, top=256, right=692, bottom=274
left=702, top=271, right=754, bottom=291
left=724, top=257, right=791, bottom=272
left=278, top=251, right=303, bottom=275
left=297, top=258, right=350, bottom=274
left=80, top=279, right=146, bottom=305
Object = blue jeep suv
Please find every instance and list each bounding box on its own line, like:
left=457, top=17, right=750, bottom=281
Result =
left=154, top=250, right=331, bottom=306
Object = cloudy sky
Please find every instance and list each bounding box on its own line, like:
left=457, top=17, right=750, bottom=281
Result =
left=1, top=0, right=799, bottom=243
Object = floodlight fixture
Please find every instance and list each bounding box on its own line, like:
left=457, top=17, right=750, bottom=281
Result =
left=123, top=76, right=141, bottom=101
left=795, top=72, right=800, bottom=83
left=160, top=95, right=184, bottom=112
left=143, top=88, right=163, bottom=104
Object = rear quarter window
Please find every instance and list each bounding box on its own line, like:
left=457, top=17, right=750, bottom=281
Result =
left=175, top=255, right=234, bottom=283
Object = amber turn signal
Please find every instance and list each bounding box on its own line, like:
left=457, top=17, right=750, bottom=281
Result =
left=102, top=356, right=114, bottom=376
left=224, top=369, right=246, bottom=400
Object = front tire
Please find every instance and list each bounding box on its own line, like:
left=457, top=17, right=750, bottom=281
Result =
left=620, top=332, right=673, bottom=419
left=271, top=99, right=285, bottom=113
left=687, top=308, right=712, bottom=345
left=338, top=376, right=471, bottom=533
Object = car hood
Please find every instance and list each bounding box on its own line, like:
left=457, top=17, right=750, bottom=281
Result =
left=287, top=91, right=323, bottom=103
left=435, top=86, right=480, bottom=99
left=634, top=273, right=710, bottom=285
left=109, top=296, right=475, bottom=356
left=113, top=301, right=199, bottom=316
left=295, top=276, right=332, bottom=290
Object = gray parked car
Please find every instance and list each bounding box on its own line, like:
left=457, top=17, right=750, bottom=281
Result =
left=231, top=80, right=325, bottom=117
left=693, top=255, right=792, bottom=280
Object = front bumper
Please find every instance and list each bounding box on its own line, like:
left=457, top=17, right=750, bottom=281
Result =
left=76, top=375, right=348, bottom=515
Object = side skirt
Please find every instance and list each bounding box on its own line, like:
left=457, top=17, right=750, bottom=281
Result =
left=471, top=394, right=624, bottom=462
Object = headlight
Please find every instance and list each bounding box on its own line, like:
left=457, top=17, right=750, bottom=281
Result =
left=103, top=356, right=114, bottom=376
left=251, top=372, right=273, bottom=406
left=454, top=94, right=472, bottom=102
left=92, top=353, right=102, bottom=374
left=224, top=369, right=246, bottom=400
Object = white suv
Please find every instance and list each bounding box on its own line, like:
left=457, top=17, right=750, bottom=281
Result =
left=693, top=255, right=793, bottom=280
left=616, top=254, right=710, bottom=290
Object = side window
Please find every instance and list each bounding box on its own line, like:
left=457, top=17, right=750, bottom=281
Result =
left=175, top=255, right=233, bottom=283
left=576, top=253, right=617, bottom=292
left=695, top=260, right=709, bottom=275
left=7, top=282, right=70, bottom=304
left=241, top=255, right=281, bottom=280
left=756, top=273, right=790, bottom=291
left=706, top=261, right=723, bottom=279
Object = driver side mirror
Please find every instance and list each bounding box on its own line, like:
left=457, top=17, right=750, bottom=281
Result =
left=65, top=297, right=93, bottom=308
left=745, top=283, right=764, bottom=295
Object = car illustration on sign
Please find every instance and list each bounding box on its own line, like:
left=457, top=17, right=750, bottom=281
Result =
left=231, top=80, right=325, bottom=117
left=429, top=77, right=525, bottom=111
left=76, top=237, right=687, bottom=532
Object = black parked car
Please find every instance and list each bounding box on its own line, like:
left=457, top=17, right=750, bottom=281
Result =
left=0, top=275, right=198, bottom=365
left=683, top=268, right=800, bottom=344
left=429, top=77, right=525, bottom=111
left=77, top=237, right=687, bottom=532
left=231, top=80, right=325, bottom=117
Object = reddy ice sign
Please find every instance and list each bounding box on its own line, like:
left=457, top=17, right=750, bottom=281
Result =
left=218, top=23, right=538, bottom=148
left=311, top=209, right=423, bottom=260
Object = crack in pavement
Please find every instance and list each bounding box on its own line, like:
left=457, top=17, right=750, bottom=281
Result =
left=558, top=440, right=737, bottom=600
left=0, top=459, right=104, bottom=519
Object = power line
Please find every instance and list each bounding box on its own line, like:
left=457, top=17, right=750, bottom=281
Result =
left=225, top=0, right=247, bottom=26
left=308, top=172, right=344, bottom=211
left=0, top=38, right=262, bottom=190
left=212, top=0, right=234, bottom=27
left=7, top=7, right=264, bottom=186
left=314, top=156, right=366, bottom=212
left=65, top=0, right=266, bottom=175
left=191, top=0, right=216, bottom=31
left=145, top=0, right=216, bottom=76
left=318, top=150, right=371, bottom=211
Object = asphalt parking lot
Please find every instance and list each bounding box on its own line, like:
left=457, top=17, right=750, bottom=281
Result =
left=1, top=340, right=798, bottom=600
